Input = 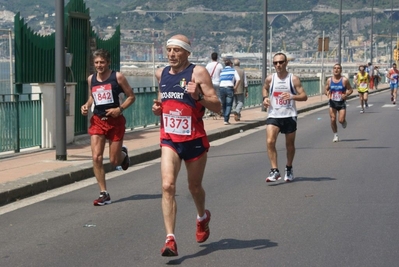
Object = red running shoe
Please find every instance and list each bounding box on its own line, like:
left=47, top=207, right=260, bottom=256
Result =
left=161, top=236, right=178, bottom=257
left=196, top=210, right=211, bottom=243
left=93, top=191, right=111, bottom=206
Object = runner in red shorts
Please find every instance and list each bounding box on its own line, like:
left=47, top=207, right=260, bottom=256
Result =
left=81, top=49, right=136, bottom=206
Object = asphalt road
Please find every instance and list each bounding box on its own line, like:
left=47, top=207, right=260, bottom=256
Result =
left=1, top=91, right=398, bottom=267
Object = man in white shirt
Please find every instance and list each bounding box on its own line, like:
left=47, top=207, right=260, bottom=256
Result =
left=205, top=52, right=223, bottom=100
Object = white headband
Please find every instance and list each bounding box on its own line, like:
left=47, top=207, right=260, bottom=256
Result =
left=166, top=38, right=192, bottom=53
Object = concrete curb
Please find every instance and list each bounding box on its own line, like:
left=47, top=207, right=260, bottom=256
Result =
left=0, top=88, right=387, bottom=206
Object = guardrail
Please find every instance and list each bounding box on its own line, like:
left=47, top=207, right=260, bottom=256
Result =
left=0, top=76, right=321, bottom=154
left=0, top=93, right=42, bottom=153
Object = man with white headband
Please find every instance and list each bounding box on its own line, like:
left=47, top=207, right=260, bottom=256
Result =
left=152, top=34, right=221, bottom=257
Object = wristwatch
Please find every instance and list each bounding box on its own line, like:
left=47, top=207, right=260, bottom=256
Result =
left=196, top=93, right=204, bottom=102
left=119, top=106, right=125, bottom=113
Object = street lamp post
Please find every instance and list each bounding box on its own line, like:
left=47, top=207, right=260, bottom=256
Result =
left=390, top=0, right=393, bottom=65
left=370, top=0, right=374, bottom=63
left=338, top=0, right=342, bottom=64
left=262, top=0, right=268, bottom=112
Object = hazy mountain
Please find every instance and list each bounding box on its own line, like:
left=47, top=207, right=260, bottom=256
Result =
left=1, top=0, right=397, bottom=60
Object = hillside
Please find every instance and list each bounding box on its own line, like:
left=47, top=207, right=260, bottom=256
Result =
left=1, top=0, right=397, bottom=62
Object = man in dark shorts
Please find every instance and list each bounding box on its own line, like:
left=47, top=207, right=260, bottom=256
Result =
left=152, top=34, right=221, bottom=257
left=325, top=63, right=353, bottom=142
left=262, top=52, right=308, bottom=183
left=81, top=49, right=136, bottom=206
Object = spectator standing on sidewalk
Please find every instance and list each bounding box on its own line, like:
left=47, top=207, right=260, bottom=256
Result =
left=356, top=65, right=370, bottom=113
left=262, top=52, right=308, bottom=183
left=205, top=52, right=223, bottom=117
left=373, top=66, right=381, bottom=90
left=219, top=59, right=241, bottom=125
left=152, top=34, right=221, bottom=257
left=205, top=52, right=223, bottom=100
left=232, top=59, right=248, bottom=121
left=367, top=62, right=375, bottom=89
left=387, top=63, right=399, bottom=105
left=81, top=49, right=136, bottom=206
left=325, top=63, right=353, bottom=142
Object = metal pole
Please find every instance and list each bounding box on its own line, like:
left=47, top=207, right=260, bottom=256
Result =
left=321, top=31, right=325, bottom=101
left=370, top=0, right=374, bottom=63
left=261, top=0, right=268, bottom=111
left=152, top=43, right=155, bottom=88
left=269, top=26, right=272, bottom=73
left=263, top=0, right=268, bottom=83
left=390, top=0, right=393, bottom=65
left=338, top=0, right=342, bottom=64
left=55, top=0, right=67, bottom=160
left=8, top=29, right=13, bottom=101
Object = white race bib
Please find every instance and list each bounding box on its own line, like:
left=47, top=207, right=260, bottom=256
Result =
left=92, top=84, right=115, bottom=106
left=332, top=92, right=343, bottom=101
left=273, top=91, right=290, bottom=108
left=162, top=107, right=192, bottom=135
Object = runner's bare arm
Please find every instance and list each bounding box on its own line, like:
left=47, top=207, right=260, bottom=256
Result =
left=291, top=75, right=308, bottom=102
left=343, top=77, right=353, bottom=96
left=186, top=65, right=221, bottom=113
left=81, top=75, right=94, bottom=116
left=325, top=78, right=331, bottom=96
left=117, top=72, right=136, bottom=108
left=152, top=68, right=164, bottom=116
left=262, top=75, right=272, bottom=108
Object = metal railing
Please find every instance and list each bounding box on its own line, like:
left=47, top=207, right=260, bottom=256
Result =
left=0, top=93, right=42, bottom=153
left=0, top=78, right=322, bottom=154
left=0, top=29, right=13, bottom=96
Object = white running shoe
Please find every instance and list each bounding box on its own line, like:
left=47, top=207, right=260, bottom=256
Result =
left=342, top=120, right=347, bottom=129
left=360, top=109, right=364, bottom=114
left=266, top=170, right=281, bottom=182
left=333, top=135, right=339, bottom=142
left=284, top=168, right=294, bottom=182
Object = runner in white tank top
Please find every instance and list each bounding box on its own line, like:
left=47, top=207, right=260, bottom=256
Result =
left=268, top=73, right=297, bottom=118
left=261, top=52, right=308, bottom=183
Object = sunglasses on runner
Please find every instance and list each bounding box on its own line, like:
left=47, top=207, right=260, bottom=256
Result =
left=273, top=60, right=286, bottom=65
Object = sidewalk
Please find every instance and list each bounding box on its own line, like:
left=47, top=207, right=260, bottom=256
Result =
left=0, top=88, right=386, bottom=206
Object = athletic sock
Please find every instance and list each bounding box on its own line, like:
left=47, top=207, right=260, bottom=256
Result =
left=197, top=212, right=208, bottom=221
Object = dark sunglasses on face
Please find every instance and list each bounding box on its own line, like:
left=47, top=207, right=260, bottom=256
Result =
left=273, top=60, right=286, bottom=65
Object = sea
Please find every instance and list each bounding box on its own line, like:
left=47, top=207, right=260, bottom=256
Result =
left=0, top=60, right=156, bottom=95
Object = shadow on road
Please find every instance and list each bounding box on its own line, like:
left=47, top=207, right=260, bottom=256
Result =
left=267, top=176, right=336, bottom=187
left=166, top=238, right=278, bottom=265
left=112, top=193, right=162, bottom=203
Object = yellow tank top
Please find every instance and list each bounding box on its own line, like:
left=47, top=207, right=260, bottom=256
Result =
left=357, top=72, right=369, bottom=93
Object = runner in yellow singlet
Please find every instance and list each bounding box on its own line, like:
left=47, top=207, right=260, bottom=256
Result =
left=356, top=65, right=370, bottom=113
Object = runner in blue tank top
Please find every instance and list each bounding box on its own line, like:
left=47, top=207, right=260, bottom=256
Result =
left=325, top=63, right=353, bottom=142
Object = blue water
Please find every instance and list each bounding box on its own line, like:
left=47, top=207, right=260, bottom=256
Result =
left=0, top=64, right=156, bottom=95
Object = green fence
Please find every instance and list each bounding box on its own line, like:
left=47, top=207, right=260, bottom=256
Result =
left=302, top=77, right=320, bottom=96
left=14, top=0, right=121, bottom=136
left=123, top=87, right=160, bottom=130
left=0, top=94, right=42, bottom=153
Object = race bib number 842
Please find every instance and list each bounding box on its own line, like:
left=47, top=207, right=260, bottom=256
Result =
left=92, top=84, right=114, bottom=105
